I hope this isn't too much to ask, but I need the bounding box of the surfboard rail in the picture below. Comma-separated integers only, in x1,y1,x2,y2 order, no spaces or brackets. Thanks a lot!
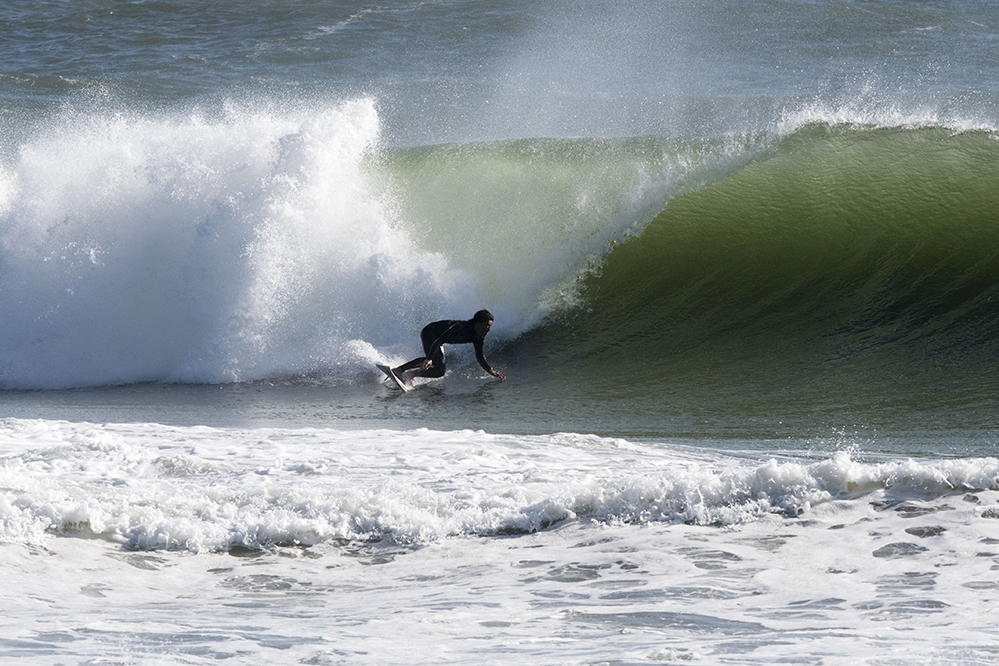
376,364,410,392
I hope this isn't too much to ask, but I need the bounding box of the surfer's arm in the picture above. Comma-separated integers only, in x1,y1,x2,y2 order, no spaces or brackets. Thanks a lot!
474,340,505,381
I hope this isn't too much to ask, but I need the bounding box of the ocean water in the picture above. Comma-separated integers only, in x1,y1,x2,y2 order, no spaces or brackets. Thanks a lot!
2,1,999,663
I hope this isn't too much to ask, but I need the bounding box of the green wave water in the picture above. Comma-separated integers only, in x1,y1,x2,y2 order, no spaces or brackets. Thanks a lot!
510,124,999,433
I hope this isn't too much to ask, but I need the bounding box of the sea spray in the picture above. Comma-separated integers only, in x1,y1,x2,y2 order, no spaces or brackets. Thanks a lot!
0,100,472,388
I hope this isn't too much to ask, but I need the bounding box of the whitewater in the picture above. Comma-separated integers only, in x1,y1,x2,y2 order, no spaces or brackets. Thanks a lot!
3,0,999,664
5,418,999,664
0,98,681,388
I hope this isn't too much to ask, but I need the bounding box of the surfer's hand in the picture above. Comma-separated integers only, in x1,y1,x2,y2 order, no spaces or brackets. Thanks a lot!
491,370,506,381
419,359,433,371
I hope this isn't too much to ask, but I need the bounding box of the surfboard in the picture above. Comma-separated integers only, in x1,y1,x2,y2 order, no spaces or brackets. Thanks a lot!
376,364,410,392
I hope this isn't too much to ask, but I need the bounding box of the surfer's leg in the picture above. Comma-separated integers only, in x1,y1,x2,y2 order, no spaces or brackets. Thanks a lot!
395,357,427,373
394,325,446,379
419,347,446,378
407,326,447,378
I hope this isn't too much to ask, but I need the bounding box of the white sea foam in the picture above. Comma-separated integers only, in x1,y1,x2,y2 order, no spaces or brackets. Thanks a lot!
777,92,999,135
2,418,997,552
3,419,999,664
0,100,474,388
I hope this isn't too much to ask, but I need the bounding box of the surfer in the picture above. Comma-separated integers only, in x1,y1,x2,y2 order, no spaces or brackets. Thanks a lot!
392,309,506,383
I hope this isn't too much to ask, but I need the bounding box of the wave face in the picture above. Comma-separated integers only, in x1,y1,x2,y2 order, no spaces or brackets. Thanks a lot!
2,100,999,402
0,100,742,389
526,124,999,414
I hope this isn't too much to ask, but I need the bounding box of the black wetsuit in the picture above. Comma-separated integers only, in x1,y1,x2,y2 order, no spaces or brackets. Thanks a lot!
396,319,493,379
